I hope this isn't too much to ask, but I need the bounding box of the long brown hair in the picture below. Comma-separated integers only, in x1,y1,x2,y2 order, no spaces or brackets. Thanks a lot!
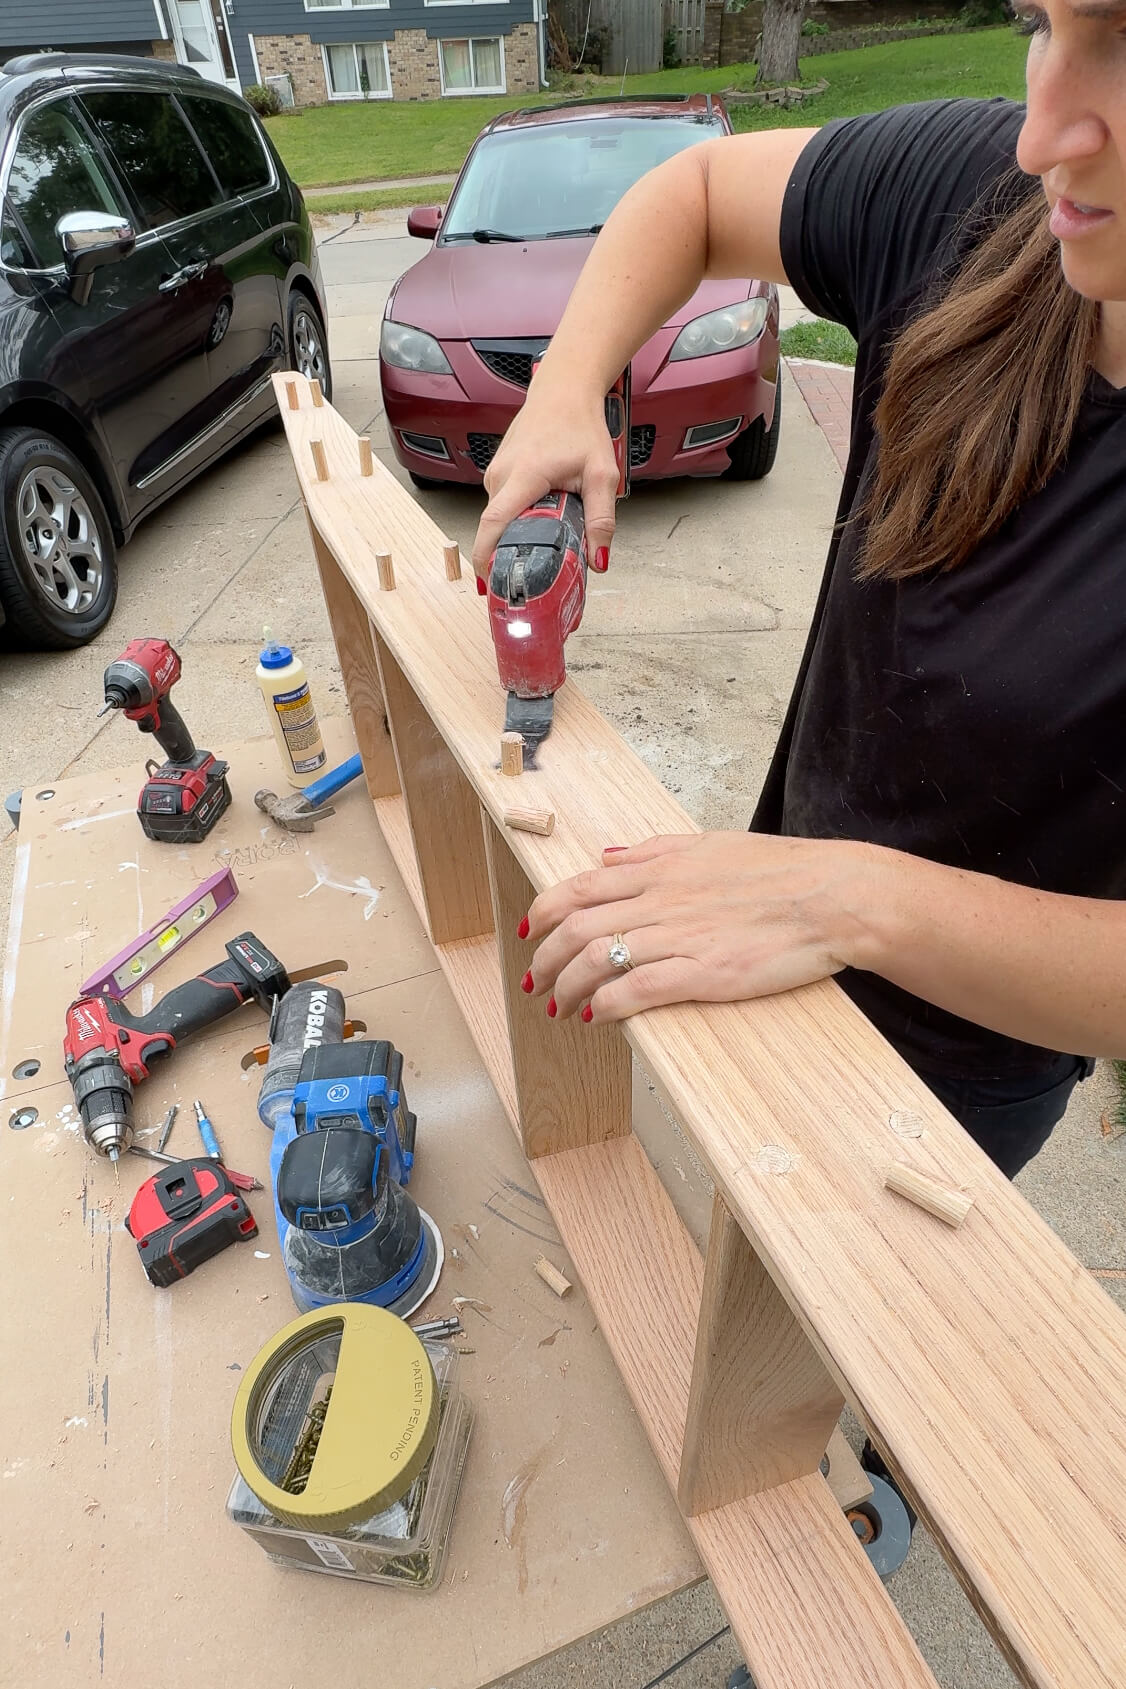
859,179,1099,581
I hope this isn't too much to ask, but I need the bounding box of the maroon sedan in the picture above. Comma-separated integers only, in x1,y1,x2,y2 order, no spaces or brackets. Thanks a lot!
380,95,781,490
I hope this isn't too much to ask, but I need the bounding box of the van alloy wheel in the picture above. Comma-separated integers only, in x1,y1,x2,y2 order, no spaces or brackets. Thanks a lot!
17,465,105,615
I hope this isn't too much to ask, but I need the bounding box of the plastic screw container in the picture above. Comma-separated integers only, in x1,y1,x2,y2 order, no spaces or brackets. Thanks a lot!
227,1340,472,1589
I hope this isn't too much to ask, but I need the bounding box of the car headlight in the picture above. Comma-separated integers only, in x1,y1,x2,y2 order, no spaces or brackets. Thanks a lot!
380,320,452,375
668,298,770,361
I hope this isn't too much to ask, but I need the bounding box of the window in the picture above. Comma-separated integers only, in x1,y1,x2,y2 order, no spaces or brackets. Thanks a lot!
306,0,387,9
81,91,222,231
182,95,272,197
439,37,504,94
324,42,391,99
1,99,123,268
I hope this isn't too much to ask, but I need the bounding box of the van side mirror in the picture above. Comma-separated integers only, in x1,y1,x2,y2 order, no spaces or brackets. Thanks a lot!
407,206,442,241
56,210,136,305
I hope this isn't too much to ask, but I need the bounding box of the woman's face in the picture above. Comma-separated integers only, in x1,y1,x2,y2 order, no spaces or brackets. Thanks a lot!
1016,0,1126,299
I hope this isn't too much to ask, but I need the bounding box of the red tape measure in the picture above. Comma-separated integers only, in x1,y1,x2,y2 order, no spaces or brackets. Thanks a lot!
126,1159,257,1287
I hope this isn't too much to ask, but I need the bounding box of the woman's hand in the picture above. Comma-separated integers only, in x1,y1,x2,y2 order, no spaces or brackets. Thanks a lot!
518,832,882,1023
471,368,620,580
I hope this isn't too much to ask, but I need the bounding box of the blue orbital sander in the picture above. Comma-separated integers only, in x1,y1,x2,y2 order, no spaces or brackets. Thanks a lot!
258,983,443,1316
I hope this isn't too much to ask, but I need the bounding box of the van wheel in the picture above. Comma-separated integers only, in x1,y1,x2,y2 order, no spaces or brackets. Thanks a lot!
0,429,117,650
723,379,782,481
289,295,332,402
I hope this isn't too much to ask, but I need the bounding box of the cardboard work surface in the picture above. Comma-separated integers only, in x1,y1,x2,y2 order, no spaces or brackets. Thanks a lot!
0,721,704,1689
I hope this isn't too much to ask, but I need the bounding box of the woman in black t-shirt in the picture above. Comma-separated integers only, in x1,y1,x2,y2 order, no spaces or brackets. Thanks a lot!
471,0,1126,1179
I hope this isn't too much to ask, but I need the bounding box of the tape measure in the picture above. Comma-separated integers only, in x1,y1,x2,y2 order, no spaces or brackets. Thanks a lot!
230,1304,440,1531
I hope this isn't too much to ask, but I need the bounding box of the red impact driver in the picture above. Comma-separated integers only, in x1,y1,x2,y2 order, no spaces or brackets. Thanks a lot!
99,637,231,842
485,368,630,757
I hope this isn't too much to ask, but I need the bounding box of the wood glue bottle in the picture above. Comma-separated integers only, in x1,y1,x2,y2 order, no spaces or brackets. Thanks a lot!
256,632,327,788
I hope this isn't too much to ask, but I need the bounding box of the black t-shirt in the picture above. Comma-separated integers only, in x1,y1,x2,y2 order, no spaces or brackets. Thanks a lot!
756,97,1126,1081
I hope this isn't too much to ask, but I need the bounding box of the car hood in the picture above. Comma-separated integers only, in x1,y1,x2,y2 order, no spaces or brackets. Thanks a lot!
388,236,752,340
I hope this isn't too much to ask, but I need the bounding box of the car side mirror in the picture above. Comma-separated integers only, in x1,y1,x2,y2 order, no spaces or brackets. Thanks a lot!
57,210,136,305
407,206,442,241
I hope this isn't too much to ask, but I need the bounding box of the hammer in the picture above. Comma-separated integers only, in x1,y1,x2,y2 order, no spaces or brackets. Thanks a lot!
254,753,364,834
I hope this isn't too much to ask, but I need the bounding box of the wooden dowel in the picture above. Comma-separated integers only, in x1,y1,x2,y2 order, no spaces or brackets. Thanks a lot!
535,1256,572,1298
285,379,299,411
500,732,524,777
503,807,555,836
375,552,395,592
358,436,373,476
310,439,328,482
884,1164,974,1229
443,542,462,582
309,378,324,407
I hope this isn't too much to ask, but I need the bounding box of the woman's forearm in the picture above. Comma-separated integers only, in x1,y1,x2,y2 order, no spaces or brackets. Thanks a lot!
853,845,1126,1058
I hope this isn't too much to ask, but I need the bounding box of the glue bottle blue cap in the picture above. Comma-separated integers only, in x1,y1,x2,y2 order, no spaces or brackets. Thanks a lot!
259,641,293,670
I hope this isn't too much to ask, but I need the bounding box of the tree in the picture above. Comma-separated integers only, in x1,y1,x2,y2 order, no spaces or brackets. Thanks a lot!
755,0,808,86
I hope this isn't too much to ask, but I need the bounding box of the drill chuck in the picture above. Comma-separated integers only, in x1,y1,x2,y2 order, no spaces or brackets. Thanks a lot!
69,1051,134,1158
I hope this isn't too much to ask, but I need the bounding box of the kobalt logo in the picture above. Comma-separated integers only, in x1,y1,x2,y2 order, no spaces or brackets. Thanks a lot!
303,989,330,1048
326,1083,350,1103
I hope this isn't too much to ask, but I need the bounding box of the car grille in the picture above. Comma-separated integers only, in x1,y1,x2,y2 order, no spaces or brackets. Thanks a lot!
471,338,550,389
477,349,536,387
467,433,503,473
467,426,656,477
629,425,655,468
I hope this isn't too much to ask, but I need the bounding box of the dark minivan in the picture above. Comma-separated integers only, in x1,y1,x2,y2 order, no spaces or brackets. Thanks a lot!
0,53,330,648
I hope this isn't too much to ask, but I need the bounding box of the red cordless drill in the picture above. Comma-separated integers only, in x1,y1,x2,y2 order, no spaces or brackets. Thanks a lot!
100,637,231,842
486,369,630,755
64,932,290,1163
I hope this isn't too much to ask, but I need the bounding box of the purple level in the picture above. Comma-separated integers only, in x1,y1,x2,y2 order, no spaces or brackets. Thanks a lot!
79,867,240,1000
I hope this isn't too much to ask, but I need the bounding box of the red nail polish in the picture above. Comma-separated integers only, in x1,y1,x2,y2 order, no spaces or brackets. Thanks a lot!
581,1005,593,1023
593,546,610,573
520,970,534,994
604,846,627,854
546,996,557,1019
517,916,530,939
475,574,487,597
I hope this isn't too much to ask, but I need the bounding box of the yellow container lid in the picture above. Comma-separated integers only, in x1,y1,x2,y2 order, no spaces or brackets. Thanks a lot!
231,1304,440,1531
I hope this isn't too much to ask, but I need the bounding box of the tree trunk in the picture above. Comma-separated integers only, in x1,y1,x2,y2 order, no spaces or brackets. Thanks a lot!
756,0,807,85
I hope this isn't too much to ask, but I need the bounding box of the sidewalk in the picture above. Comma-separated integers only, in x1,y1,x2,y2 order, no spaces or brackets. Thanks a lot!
785,358,854,472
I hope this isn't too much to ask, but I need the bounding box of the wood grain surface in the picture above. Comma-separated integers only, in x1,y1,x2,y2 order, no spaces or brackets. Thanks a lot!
278,375,1126,1689
678,1194,844,1515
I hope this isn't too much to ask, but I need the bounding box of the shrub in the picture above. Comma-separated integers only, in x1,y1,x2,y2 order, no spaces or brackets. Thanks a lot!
663,27,683,67
243,83,282,118
801,18,831,35
960,0,1010,24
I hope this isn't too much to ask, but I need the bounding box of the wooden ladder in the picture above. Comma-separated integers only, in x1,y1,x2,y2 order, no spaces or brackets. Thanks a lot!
277,374,1126,1689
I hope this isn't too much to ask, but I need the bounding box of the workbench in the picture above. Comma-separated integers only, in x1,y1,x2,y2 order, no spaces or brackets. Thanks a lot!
0,720,721,1688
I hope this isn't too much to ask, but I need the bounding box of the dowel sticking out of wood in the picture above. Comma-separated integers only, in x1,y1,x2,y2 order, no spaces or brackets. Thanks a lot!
443,541,462,581
309,377,324,407
500,732,524,776
504,807,555,836
375,552,395,592
884,1164,974,1229
535,1256,572,1298
285,379,299,411
310,439,329,483
358,436,373,476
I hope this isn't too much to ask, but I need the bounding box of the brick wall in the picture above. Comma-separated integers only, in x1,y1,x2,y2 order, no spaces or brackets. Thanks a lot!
254,24,537,104
702,0,964,67
504,22,540,91
387,28,441,99
253,33,328,105
150,38,176,60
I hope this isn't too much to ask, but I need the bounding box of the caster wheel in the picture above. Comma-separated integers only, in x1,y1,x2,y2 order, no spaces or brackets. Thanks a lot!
847,1472,914,1578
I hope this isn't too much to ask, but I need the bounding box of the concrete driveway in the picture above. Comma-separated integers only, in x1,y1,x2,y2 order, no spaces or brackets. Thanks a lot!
2,213,1122,1689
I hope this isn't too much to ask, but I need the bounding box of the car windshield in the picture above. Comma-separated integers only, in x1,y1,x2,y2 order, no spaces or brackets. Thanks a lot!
440,114,726,244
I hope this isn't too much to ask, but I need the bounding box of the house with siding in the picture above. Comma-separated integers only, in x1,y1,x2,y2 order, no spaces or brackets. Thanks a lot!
0,0,544,103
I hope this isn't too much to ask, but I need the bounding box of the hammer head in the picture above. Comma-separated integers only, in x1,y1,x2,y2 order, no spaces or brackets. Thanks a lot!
253,788,336,834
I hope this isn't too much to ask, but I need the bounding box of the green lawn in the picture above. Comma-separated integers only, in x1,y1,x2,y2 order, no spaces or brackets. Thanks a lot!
779,320,858,365
267,28,1030,189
